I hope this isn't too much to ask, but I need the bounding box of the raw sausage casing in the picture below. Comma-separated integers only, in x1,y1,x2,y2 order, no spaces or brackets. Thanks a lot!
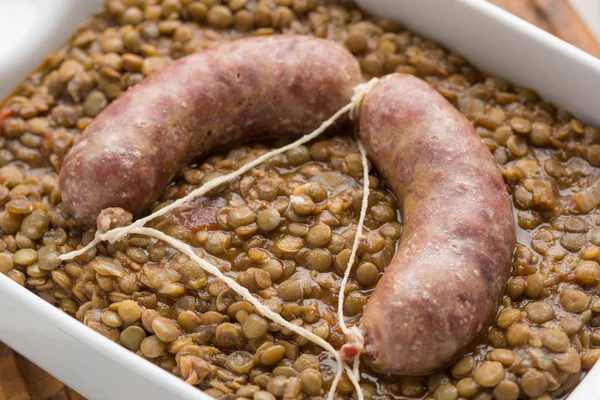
59,35,361,226
358,74,516,375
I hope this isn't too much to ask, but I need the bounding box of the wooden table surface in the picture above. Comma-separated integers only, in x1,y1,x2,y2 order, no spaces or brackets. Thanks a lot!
1,1,599,399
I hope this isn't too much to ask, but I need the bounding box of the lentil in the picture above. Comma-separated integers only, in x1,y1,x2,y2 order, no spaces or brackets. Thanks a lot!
356,261,379,286
473,361,504,387
118,300,141,323
540,327,570,352
140,335,165,358
561,288,591,313
120,326,146,350
227,351,255,374
525,301,555,324
151,317,179,342
257,208,280,232
242,314,269,339
306,223,331,247
207,5,233,29
492,380,519,400
451,356,475,378
521,369,547,397
0,253,14,274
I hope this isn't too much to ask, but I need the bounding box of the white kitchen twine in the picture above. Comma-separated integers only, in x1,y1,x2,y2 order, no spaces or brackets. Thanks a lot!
60,78,380,399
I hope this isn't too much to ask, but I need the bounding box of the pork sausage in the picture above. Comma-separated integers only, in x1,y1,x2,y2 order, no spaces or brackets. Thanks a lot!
59,35,361,226
357,74,515,375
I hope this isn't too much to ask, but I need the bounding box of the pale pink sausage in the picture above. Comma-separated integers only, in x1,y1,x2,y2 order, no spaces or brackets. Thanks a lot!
357,74,515,374
59,35,361,227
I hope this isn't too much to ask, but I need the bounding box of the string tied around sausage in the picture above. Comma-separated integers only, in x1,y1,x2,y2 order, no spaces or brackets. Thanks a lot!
350,78,380,121
59,78,380,399
335,77,379,375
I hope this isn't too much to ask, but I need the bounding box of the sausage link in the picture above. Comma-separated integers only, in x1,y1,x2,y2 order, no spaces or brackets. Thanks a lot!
358,74,515,375
59,35,361,226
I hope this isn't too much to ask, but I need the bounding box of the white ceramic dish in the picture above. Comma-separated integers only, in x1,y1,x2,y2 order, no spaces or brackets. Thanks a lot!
1,0,600,399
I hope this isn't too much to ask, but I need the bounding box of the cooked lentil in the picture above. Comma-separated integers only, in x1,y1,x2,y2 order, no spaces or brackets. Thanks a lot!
1,0,600,398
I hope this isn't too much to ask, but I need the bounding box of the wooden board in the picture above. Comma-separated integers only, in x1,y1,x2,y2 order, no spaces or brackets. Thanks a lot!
1,1,599,399
490,0,600,57
0,344,84,400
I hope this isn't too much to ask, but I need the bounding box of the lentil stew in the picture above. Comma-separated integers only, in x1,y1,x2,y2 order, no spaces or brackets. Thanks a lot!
1,1,600,399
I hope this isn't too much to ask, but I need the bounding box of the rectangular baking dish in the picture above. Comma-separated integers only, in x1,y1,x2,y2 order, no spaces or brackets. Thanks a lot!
1,0,600,399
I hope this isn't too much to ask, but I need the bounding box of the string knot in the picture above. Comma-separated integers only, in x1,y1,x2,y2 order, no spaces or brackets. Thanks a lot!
340,326,365,361
349,78,380,120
